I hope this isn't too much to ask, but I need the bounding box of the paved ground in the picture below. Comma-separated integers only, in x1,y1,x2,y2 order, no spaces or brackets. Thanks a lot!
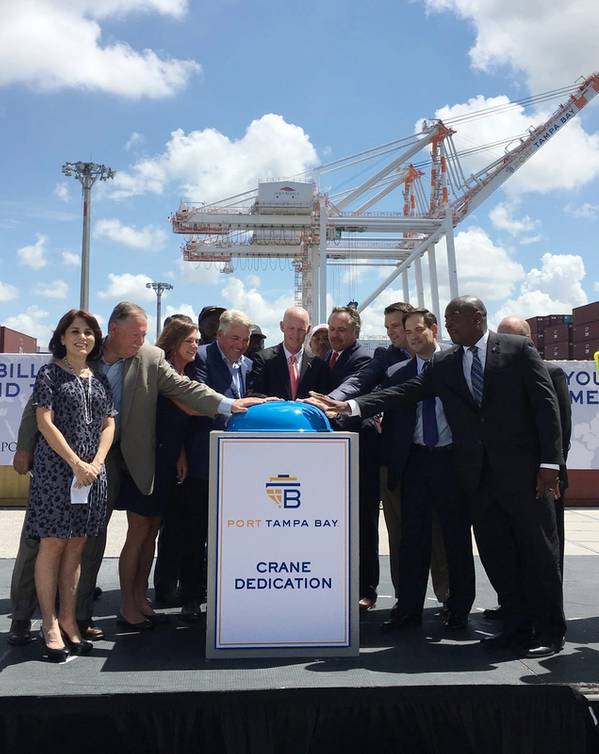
0,508,597,697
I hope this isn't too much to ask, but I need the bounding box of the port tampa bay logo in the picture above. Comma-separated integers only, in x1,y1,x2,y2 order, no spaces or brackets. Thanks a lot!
265,474,301,509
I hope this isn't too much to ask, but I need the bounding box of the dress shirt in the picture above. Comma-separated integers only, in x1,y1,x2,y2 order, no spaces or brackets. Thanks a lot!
412,351,452,447
217,344,245,398
283,345,304,374
99,357,124,437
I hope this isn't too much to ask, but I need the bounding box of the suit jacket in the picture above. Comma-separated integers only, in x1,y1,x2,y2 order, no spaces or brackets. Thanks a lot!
378,357,419,489
356,332,563,494
17,343,224,496
545,361,571,491
328,344,409,400
327,341,372,393
327,341,372,432
185,342,252,479
247,343,329,400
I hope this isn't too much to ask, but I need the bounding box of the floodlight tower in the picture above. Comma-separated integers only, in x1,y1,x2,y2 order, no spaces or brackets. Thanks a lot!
62,161,115,310
146,281,173,339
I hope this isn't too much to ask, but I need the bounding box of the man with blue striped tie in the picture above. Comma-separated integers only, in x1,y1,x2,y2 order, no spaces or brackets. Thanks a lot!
307,295,565,658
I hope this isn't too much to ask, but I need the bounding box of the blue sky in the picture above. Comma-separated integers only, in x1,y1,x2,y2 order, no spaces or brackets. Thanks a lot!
0,0,598,346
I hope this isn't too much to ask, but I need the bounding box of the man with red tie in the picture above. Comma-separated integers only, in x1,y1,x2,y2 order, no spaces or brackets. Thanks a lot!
247,306,329,400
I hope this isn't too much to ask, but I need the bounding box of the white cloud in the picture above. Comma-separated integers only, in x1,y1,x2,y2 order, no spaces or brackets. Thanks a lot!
424,0,598,94
94,218,168,249
32,279,68,299
437,227,525,301
175,257,221,285
220,277,295,342
98,272,156,302
0,1,200,99
62,250,81,267
0,281,18,302
489,202,540,236
54,182,70,202
564,202,599,220
492,252,588,323
17,234,47,269
426,95,599,197
5,305,52,342
109,114,319,201
164,303,196,320
124,131,145,152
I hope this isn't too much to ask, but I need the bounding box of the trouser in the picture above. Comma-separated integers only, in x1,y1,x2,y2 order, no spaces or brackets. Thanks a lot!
469,467,566,642
358,423,381,599
10,445,122,623
380,465,449,604
396,445,475,617
154,477,209,602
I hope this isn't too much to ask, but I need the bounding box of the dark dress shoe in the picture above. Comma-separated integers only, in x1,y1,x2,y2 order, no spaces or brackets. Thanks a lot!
60,627,93,656
77,620,104,640
116,614,153,631
154,590,182,608
442,612,468,630
381,612,422,632
526,638,565,658
483,606,504,620
144,612,169,625
40,629,69,663
359,596,377,611
480,630,529,651
8,619,33,646
181,599,203,623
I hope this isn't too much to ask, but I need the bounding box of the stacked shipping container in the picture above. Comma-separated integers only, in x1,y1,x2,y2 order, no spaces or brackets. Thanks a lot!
572,301,599,360
525,302,599,360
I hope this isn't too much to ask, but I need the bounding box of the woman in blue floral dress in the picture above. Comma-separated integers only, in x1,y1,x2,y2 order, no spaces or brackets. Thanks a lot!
24,309,115,662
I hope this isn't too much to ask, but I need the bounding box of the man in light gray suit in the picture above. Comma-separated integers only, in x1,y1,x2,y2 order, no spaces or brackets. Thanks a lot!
9,301,261,644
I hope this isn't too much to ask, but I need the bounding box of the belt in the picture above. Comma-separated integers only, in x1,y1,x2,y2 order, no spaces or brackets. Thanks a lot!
411,443,454,454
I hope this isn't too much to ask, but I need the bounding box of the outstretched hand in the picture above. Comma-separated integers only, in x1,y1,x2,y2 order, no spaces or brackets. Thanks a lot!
303,392,351,418
231,396,266,413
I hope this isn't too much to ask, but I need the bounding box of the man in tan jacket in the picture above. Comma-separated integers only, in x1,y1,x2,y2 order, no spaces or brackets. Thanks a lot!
9,301,261,644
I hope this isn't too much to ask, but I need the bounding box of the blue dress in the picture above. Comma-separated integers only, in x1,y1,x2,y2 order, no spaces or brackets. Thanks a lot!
24,363,115,539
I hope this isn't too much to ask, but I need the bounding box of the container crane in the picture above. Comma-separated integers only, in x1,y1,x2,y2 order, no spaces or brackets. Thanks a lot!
171,72,599,328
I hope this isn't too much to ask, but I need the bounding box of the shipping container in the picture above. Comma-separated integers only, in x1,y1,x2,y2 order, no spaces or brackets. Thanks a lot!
545,324,572,342
548,314,569,324
0,326,37,353
526,316,550,334
573,301,599,326
544,342,572,360
572,320,599,343
572,339,599,360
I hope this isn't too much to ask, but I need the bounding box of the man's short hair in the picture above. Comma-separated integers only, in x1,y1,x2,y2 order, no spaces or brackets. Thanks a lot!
384,302,414,316
108,302,147,328
330,305,361,336
218,309,252,334
403,308,437,329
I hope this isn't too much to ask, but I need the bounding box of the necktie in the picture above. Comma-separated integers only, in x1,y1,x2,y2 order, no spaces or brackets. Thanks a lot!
469,345,484,405
288,354,299,400
421,361,438,447
329,351,339,370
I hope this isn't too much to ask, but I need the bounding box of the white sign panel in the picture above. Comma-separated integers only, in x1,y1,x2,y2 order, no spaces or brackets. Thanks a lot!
0,354,49,464
563,361,599,469
207,432,358,658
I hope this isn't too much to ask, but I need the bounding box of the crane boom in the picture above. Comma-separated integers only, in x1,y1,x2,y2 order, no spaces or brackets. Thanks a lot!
450,72,599,225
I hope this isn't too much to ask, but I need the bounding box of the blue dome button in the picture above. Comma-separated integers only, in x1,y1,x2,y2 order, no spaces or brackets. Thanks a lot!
227,401,332,433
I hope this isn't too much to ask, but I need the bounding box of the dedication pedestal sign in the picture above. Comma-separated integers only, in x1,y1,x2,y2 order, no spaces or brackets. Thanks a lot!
206,403,359,658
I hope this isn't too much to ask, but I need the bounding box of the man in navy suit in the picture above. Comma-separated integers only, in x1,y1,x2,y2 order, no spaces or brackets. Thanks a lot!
247,306,329,399
154,309,253,621
310,296,565,658
326,306,379,609
380,308,474,630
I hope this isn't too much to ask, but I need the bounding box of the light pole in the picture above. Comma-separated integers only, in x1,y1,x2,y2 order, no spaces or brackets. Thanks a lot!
146,282,173,339
62,161,115,310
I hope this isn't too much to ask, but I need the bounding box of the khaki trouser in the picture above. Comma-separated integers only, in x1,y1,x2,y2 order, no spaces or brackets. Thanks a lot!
11,446,123,623
380,465,449,604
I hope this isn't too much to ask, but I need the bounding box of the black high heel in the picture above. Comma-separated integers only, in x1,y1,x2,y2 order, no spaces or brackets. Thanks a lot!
59,626,93,656
40,628,69,663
